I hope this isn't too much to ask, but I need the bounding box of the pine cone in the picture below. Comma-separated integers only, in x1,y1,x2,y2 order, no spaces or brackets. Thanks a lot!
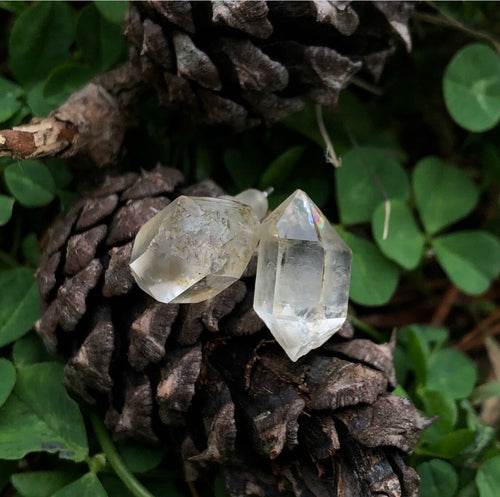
123,0,413,129
35,166,429,497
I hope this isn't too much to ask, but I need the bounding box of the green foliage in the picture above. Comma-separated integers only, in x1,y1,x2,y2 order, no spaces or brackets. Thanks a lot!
11,471,77,497
396,324,498,495
417,459,459,497
0,359,16,407
372,200,425,269
412,156,479,235
0,268,40,348
476,456,500,497
0,195,15,226
8,2,74,87
0,0,128,229
5,160,56,207
0,2,499,497
443,43,500,132
341,231,399,305
51,473,108,497
0,77,23,122
0,362,88,461
433,231,500,295
76,4,127,72
335,147,410,225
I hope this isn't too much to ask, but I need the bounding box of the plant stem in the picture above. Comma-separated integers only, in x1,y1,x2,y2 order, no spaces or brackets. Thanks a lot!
413,4,500,54
90,411,156,497
349,316,386,342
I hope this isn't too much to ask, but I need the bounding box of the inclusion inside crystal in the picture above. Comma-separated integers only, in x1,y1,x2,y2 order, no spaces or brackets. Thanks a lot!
130,195,260,304
254,190,352,361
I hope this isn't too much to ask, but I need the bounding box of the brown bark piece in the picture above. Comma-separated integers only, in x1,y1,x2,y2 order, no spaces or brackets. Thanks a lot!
112,371,158,443
34,300,59,354
374,1,413,51
102,242,135,297
53,83,126,166
36,251,61,301
310,0,359,35
198,89,251,131
0,118,76,161
192,363,237,462
390,452,420,497
160,72,199,110
212,0,273,39
172,31,221,91
150,0,195,33
300,415,340,460
64,225,107,275
347,445,402,497
106,196,170,245
57,259,103,331
233,351,307,460
281,462,336,497
76,194,119,231
363,46,396,81
221,39,289,92
306,356,388,410
224,467,281,497
63,318,115,404
142,19,174,70
128,302,179,371
181,178,225,198
242,386,305,459
336,394,433,454
82,172,138,198
201,280,247,332
227,291,265,336
123,4,144,47
177,281,247,345
337,319,355,339
157,344,203,425
304,45,362,100
326,337,397,388
45,200,84,255
121,164,184,200
242,91,305,123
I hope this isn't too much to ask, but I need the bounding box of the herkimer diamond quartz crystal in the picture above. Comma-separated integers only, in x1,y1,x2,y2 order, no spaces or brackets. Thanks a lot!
254,190,352,362
130,195,260,304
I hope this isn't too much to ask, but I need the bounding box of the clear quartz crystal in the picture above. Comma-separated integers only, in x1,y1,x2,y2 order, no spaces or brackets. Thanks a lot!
130,195,260,304
254,190,352,362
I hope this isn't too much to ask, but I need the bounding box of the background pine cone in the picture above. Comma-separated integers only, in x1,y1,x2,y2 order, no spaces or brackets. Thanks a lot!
123,1,413,129
36,166,430,497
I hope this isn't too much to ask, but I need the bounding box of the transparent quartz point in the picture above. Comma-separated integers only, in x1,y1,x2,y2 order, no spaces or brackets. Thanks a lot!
254,190,352,362
130,194,260,304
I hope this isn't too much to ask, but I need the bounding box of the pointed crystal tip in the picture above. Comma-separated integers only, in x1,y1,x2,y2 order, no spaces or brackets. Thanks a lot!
254,190,352,361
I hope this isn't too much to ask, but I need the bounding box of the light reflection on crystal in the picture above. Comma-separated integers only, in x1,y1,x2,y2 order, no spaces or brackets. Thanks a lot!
254,190,352,361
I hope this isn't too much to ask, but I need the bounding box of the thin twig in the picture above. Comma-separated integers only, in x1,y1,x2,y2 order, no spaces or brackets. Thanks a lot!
430,285,461,327
413,5,500,54
315,104,342,168
187,481,200,497
455,307,500,353
351,76,384,96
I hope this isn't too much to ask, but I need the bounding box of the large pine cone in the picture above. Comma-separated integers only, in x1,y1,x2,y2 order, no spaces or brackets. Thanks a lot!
123,1,413,129
35,166,429,497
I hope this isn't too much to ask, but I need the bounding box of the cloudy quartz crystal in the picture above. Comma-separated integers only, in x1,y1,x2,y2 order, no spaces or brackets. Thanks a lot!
130,195,261,304
254,190,352,361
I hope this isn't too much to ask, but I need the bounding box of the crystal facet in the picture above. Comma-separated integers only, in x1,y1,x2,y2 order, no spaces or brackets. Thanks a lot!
254,190,352,361
130,196,259,304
